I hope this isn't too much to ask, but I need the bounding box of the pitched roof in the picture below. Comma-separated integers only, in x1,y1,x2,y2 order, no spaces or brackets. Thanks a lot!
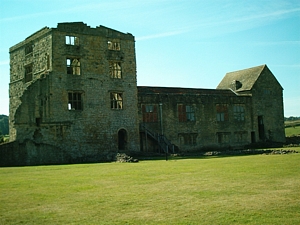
216,64,266,92
137,86,237,96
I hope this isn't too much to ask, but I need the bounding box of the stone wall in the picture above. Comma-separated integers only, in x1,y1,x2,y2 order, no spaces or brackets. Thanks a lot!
138,87,253,152
8,23,140,165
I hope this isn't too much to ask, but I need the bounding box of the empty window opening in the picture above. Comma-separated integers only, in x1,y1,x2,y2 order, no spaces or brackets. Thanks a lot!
233,104,245,121
25,44,33,55
216,104,228,122
178,104,195,122
109,62,122,78
142,104,158,122
108,40,120,50
65,36,79,45
179,133,197,146
68,92,83,110
217,132,231,143
111,92,123,109
25,64,33,82
67,58,80,75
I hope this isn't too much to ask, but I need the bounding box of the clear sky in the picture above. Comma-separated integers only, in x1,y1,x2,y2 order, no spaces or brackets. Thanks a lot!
0,0,299,116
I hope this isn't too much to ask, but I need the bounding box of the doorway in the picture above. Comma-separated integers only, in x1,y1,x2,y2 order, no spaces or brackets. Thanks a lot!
258,116,265,140
118,129,127,150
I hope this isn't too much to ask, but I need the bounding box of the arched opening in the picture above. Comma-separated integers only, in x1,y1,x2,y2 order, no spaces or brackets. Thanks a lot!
118,129,127,150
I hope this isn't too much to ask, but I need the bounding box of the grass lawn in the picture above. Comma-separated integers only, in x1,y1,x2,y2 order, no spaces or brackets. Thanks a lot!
285,125,300,137
1,154,300,225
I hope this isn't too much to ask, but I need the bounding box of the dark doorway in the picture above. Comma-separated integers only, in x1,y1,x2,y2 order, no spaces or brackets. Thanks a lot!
258,116,265,140
118,129,127,150
251,131,256,143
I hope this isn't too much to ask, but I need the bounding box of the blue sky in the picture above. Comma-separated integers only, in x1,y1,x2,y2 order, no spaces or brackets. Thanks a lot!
0,0,299,116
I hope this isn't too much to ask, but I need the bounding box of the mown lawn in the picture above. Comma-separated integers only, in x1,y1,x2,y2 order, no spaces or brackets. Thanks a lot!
1,154,300,224
285,125,300,137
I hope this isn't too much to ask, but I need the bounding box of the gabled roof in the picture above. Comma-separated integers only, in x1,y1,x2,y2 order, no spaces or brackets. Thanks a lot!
138,86,237,96
216,64,266,92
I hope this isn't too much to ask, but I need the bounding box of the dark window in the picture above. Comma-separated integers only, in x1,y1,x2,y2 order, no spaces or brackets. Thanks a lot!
178,104,195,122
110,92,123,109
67,58,80,75
109,62,122,78
65,36,79,45
216,104,228,122
179,133,197,145
25,64,33,82
233,104,245,121
142,105,158,122
68,92,83,110
217,132,231,143
25,44,33,55
108,40,120,50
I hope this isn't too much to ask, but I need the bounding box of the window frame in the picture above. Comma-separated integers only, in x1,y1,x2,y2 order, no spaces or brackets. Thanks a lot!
233,104,245,121
178,104,195,122
142,104,158,123
109,61,122,79
24,64,33,83
216,104,229,122
65,35,79,46
110,92,123,110
66,57,81,75
68,92,83,111
108,40,120,51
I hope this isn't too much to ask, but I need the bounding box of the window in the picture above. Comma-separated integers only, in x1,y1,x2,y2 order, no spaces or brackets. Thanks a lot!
179,133,197,145
216,104,228,122
233,104,245,121
234,131,248,142
111,92,123,109
178,104,195,122
142,105,158,122
109,62,122,79
68,92,82,110
67,58,80,75
65,36,79,45
108,40,120,50
25,64,33,82
217,132,231,144
25,44,33,55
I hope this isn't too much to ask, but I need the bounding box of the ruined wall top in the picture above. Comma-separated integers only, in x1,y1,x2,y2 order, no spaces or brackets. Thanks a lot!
9,22,134,53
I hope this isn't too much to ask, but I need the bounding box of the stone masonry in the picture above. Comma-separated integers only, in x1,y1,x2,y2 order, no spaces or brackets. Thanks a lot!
1,22,285,166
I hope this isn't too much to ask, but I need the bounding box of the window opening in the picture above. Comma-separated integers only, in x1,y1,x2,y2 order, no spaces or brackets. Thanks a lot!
25,64,33,82
217,132,231,143
179,133,197,145
233,104,245,121
67,58,80,75
25,44,33,55
65,36,79,45
109,62,122,78
68,92,83,110
142,105,158,122
111,92,123,109
178,104,195,122
216,104,228,122
108,40,120,50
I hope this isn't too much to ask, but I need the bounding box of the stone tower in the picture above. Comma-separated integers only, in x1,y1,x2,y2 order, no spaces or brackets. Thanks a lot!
9,22,140,163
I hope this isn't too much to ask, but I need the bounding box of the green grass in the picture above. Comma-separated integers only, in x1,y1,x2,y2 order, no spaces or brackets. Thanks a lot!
1,154,300,224
285,125,300,137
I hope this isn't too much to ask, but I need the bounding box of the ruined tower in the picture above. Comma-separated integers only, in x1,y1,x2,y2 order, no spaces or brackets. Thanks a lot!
9,22,140,163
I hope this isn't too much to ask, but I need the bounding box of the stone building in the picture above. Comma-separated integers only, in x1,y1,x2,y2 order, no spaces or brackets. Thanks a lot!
1,22,285,166
139,65,285,153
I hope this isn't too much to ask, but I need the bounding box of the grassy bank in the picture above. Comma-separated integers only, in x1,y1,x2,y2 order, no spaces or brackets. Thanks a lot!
1,154,299,224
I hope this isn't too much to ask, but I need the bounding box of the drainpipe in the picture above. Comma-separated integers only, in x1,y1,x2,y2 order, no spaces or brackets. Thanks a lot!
159,103,163,135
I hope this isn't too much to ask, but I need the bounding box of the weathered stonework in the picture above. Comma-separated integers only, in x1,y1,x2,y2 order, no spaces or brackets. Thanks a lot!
1,22,285,166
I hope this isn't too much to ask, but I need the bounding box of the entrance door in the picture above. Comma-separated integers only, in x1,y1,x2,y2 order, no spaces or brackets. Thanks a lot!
258,116,265,140
118,129,127,150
